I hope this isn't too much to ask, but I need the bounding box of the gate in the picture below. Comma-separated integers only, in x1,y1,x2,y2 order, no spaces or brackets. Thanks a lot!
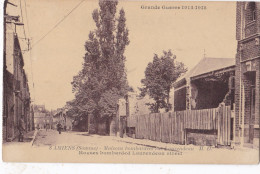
217,105,232,146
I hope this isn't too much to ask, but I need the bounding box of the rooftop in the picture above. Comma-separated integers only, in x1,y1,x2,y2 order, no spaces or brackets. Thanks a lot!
174,57,235,86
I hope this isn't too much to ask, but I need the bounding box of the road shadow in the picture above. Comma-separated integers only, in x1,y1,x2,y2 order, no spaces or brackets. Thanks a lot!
13,137,33,143
77,133,91,136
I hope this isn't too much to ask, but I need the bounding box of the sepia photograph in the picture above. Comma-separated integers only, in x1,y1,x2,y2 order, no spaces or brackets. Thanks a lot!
1,0,260,164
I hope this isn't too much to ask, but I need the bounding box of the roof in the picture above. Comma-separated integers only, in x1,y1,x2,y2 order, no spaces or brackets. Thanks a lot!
174,57,235,86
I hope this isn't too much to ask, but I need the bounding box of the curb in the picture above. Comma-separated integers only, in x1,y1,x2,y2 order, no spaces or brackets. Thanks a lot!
30,129,38,146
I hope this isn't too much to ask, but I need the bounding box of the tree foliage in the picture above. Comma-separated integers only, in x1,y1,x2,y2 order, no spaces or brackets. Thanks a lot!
71,0,129,121
139,50,187,113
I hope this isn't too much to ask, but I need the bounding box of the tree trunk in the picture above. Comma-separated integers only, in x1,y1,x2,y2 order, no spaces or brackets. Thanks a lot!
166,89,170,112
155,101,159,113
88,113,98,134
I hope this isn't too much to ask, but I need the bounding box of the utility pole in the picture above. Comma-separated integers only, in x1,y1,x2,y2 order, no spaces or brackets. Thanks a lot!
4,1,20,69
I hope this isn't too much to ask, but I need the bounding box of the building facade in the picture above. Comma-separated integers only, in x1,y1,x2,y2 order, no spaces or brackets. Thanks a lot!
33,105,53,129
53,109,73,131
235,2,260,148
3,15,32,142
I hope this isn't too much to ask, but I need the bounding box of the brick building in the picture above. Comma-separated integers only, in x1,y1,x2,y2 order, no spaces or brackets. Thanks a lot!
235,2,260,148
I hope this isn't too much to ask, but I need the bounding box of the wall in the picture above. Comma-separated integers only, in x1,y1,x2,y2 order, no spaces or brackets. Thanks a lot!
174,87,186,111
3,18,31,141
3,71,15,141
235,2,260,148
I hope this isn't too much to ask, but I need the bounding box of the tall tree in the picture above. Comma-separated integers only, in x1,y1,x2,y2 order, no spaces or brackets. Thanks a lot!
139,50,187,113
71,0,129,132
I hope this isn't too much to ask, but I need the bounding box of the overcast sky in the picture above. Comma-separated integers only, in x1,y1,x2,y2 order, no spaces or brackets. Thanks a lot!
5,0,237,110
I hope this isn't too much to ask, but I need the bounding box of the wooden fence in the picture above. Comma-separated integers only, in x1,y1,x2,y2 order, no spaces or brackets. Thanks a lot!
134,106,231,146
217,105,232,146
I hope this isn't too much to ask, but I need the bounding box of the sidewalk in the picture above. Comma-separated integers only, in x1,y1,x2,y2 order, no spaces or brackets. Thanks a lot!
111,136,197,152
3,129,38,147
111,135,258,153
2,130,38,162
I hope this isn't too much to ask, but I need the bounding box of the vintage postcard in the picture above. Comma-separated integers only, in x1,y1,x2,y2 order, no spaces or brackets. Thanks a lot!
2,0,260,164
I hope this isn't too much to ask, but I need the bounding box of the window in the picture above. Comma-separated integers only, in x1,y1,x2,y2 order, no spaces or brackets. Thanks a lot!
246,2,256,23
253,10,256,21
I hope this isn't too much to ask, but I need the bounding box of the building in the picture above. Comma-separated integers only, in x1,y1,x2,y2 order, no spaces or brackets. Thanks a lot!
53,108,73,131
113,92,153,137
3,14,32,142
172,57,236,145
171,1,260,148
235,2,260,148
34,105,53,129
173,57,235,111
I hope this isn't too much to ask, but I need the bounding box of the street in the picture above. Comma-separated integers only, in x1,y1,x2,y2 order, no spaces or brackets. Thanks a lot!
2,129,259,164
33,129,183,153
33,129,159,148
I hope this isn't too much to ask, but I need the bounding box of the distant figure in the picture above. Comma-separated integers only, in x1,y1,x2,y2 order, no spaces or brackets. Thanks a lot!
57,123,62,134
46,123,49,131
18,115,26,142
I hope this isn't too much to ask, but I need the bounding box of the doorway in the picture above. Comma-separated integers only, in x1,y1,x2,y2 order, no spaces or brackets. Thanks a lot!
247,71,256,144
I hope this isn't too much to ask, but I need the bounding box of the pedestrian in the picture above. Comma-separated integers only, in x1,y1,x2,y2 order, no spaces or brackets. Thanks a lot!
57,122,62,134
18,115,26,142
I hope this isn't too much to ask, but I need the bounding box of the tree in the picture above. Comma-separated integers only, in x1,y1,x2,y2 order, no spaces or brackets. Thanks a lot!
139,50,187,113
71,0,130,133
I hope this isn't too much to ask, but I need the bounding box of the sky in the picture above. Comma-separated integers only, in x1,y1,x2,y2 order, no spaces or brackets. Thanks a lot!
5,0,237,110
